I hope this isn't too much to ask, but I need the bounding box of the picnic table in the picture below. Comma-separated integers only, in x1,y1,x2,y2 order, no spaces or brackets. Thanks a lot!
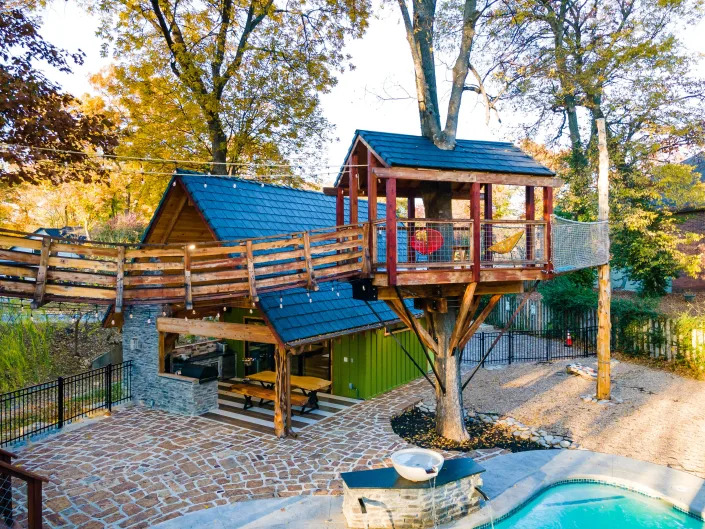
246,370,331,410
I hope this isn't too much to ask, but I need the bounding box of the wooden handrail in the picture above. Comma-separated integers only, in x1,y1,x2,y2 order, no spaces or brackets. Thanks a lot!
0,459,48,529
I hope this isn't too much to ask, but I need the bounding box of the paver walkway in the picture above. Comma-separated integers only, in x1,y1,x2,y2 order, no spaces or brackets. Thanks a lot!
12,375,501,529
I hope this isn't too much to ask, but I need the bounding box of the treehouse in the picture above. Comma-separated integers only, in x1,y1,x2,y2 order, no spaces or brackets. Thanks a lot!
330,130,608,301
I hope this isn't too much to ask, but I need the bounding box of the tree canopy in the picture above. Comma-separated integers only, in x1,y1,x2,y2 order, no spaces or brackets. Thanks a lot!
0,7,117,184
87,0,371,175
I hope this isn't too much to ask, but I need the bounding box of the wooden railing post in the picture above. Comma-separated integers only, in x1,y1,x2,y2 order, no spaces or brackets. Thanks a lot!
183,246,193,310
543,187,553,273
302,232,318,290
31,237,51,309
245,241,258,302
482,184,493,262
470,182,481,282
349,153,358,225
27,478,43,529
525,187,535,262
385,178,397,285
367,151,378,265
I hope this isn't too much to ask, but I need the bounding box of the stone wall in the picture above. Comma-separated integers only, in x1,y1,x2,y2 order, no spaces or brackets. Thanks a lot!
122,305,218,416
343,474,483,529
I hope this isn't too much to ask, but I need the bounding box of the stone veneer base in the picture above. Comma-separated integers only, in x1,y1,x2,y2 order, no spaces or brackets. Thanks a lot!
342,474,483,529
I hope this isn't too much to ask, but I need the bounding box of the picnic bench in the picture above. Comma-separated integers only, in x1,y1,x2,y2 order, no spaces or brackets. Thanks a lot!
228,383,311,414
246,371,332,411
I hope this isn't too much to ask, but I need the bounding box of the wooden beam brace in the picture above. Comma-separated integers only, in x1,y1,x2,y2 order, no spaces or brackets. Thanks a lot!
115,246,125,313
448,282,478,352
458,294,502,351
245,240,259,302
156,317,278,343
386,298,439,354
31,237,51,309
372,167,564,188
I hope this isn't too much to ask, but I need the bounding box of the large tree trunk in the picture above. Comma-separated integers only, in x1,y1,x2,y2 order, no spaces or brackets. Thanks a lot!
432,310,469,441
208,116,229,175
421,181,469,441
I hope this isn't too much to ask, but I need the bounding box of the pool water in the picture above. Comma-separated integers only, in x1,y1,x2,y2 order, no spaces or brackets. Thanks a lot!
492,482,705,528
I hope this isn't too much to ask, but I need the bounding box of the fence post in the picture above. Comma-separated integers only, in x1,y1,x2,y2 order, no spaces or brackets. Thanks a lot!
508,331,513,365
481,333,486,367
105,364,113,413
57,377,64,430
545,330,550,361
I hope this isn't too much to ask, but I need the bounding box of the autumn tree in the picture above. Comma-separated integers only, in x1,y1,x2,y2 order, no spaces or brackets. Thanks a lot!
0,7,117,184
87,0,370,175
483,0,705,293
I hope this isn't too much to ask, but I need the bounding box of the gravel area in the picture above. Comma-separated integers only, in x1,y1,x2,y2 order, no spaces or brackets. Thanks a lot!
453,358,705,478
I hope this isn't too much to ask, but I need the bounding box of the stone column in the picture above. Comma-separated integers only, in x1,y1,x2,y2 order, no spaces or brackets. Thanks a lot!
122,304,218,415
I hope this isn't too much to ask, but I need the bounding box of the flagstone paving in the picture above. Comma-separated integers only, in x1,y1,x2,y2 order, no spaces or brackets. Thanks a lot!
12,376,505,529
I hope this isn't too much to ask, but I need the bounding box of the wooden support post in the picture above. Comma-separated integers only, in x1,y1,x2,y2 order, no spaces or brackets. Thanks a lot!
274,344,289,438
407,195,416,264
367,150,378,265
448,282,478,352
543,187,553,273
31,237,51,309
596,117,612,400
158,331,166,373
115,246,125,313
183,246,193,310
386,178,398,285
286,350,292,434
361,224,371,275
470,183,481,282
349,154,358,225
525,187,535,262
245,240,258,302
482,184,493,261
302,232,319,290
336,187,344,227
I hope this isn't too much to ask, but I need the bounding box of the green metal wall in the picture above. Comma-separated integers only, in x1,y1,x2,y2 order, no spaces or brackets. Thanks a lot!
331,327,428,400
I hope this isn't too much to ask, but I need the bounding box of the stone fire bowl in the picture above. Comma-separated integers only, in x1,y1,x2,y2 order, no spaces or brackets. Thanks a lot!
391,448,444,482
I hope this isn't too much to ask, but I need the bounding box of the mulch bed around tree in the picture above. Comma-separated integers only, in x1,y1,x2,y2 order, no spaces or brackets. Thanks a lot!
391,407,548,453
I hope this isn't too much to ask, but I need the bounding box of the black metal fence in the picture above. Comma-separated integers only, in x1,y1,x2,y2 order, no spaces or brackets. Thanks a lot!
0,361,132,446
461,327,598,366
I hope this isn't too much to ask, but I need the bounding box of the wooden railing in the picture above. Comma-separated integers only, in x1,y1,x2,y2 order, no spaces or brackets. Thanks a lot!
0,448,48,529
0,224,367,309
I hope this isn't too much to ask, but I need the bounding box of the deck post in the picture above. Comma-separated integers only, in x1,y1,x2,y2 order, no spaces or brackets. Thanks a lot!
274,344,289,438
349,154,358,225
367,150,378,264
407,195,416,264
525,187,535,262
470,182,481,282
336,187,344,227
543,187,553,273
482,184,493,262
386,178,397,285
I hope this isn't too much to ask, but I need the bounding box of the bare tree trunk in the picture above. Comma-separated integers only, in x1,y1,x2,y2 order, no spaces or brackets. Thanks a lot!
208,117,229,175
432,311,469,440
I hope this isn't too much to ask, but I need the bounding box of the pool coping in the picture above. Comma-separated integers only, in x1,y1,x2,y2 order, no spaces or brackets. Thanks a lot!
151,449,705,528
453,449,705,528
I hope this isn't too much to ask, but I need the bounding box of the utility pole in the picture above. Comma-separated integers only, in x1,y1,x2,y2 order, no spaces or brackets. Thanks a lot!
596,118,611,400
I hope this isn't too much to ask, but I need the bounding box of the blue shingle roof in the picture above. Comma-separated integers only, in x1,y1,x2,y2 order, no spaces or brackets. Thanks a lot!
172,170,414,344
335,130,554,186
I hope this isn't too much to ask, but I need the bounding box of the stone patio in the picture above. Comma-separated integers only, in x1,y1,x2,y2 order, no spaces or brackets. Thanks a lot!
12,375,503,529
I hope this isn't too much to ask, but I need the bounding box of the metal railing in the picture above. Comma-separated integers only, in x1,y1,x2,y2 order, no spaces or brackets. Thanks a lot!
480,220,547,266
0,361,132,446
373,219,473,268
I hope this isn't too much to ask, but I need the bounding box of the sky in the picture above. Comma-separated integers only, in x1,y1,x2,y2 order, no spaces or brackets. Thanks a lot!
38,1,705,187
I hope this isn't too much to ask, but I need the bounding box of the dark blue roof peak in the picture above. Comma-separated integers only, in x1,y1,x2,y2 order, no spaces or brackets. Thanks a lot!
336,129,555,185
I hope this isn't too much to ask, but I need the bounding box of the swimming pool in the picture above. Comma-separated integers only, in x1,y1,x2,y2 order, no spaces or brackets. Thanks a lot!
491,482,705,528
